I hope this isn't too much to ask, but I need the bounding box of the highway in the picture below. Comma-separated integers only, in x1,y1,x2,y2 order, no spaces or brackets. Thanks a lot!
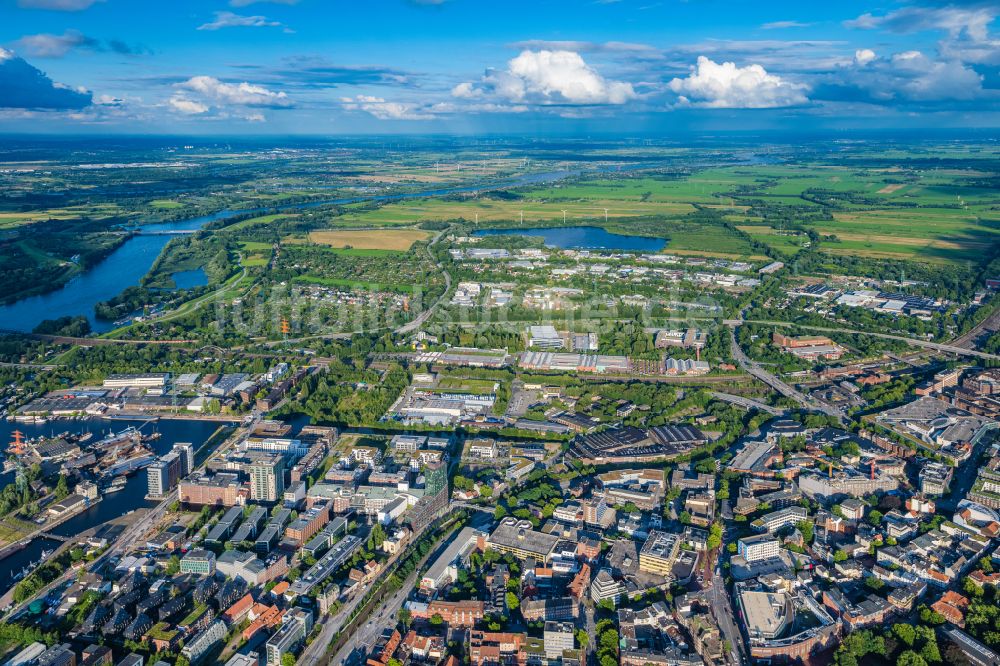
728,327,844,422
725,318,1000,362
709,391,787,416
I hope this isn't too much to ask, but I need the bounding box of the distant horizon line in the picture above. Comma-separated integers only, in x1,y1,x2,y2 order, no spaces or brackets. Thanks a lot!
0,128,997,141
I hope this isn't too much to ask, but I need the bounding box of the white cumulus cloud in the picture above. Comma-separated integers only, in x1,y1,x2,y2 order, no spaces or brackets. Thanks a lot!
453,49,636,106
340,95,435,120
846,6,994,41
668,56,809,108
845,5,1000,66
176,76,292,108
811,48,985,105
854,49,876,66
168,96,208,115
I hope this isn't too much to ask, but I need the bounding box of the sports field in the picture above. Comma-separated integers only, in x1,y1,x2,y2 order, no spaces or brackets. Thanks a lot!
307,229,432,251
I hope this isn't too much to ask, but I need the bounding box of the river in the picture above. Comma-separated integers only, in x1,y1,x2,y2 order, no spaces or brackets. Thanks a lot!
0,210,238,334
0,166,621,333
0,417,228,595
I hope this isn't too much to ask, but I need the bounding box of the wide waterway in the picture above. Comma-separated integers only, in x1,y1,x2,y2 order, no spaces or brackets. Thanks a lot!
0,168,588,333
0,211,237,334
472,225,666,251
0,417,228,595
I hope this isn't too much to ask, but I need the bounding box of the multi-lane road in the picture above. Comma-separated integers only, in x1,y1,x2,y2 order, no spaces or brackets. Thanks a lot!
728,327,844,422
709,391,787,416
726,318,1000,362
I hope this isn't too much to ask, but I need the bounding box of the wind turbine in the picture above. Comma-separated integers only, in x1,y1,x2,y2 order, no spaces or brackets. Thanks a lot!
603,208,609,223
519,211,524,224
561,210,568,224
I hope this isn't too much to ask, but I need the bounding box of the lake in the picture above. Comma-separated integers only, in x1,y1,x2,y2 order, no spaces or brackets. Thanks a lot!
472,226,666,251
0,166,662,334
171,268,208,290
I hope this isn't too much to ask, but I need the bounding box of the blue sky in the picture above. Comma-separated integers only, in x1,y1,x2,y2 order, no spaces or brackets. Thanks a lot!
0,0,997,133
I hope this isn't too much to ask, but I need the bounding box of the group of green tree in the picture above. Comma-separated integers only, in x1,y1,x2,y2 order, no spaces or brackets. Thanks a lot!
595,618,620,666
0,463,42,517
962,575,1000,650
286,359,409,426
599,319,657,358
832,619,965,666
32,315,91,337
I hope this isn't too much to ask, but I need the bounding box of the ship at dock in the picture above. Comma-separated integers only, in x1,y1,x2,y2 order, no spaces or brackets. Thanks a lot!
6,423,160,485
100,476,128,494
10,548,54,582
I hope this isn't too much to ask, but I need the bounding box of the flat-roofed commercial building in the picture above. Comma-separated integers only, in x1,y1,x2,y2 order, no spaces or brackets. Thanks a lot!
596,468,665,510
590,569,626,605
181,620,227,664
103,373,170,388
285,503,330,546
179,473,246,507
421,526,485,591
739,589,794,642
738,534,780,563
249,455,285,503
265,607,313,666
544,622,576,660
147,451,182,499
752,506,808,534
486,518,560,562
528,325,563,350
639,530,681,576
405,600,485,627
180,549,216,576
173,442,195,476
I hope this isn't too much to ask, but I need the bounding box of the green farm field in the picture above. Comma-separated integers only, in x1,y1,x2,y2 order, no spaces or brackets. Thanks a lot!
330,195,694,227
224,159,998,267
